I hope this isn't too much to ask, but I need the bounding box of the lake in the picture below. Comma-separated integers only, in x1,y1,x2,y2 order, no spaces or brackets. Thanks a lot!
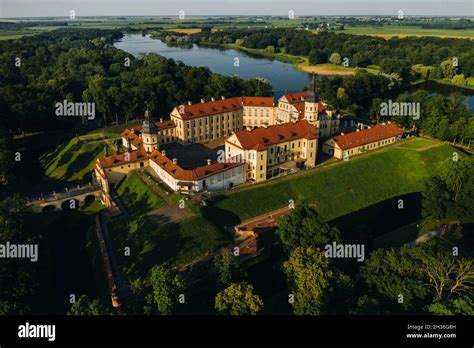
114,33,474,110
114,33,313,98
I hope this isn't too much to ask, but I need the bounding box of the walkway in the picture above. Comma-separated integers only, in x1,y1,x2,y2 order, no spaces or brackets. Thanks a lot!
409,224,450,246
233,205,293,240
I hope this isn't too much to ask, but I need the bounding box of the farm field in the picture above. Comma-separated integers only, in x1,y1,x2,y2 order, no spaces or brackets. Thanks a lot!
335,25,474,39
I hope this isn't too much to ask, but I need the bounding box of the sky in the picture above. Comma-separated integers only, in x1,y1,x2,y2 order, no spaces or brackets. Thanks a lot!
0,0,472,18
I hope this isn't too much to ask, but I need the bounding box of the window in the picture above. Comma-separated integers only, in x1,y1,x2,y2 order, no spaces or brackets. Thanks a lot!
260,165,263,170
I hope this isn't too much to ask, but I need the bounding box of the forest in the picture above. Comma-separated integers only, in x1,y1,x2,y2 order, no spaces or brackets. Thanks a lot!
0,29,272,134
192,28,474,83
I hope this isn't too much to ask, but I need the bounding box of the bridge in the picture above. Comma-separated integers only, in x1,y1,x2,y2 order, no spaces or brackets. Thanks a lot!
25,182,101,213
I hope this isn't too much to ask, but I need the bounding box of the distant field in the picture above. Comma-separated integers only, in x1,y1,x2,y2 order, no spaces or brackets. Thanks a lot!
298,62,356,76
335,25,474,39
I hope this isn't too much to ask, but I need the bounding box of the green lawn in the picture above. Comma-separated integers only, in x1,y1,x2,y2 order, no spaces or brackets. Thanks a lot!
40,136,104,184
116,171,165,215
206,142,460,226
398,138,437,149
109,212,229,277
111,171,230,273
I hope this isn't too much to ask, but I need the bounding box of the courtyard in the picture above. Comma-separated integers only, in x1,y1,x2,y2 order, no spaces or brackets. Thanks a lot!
160,138,225,169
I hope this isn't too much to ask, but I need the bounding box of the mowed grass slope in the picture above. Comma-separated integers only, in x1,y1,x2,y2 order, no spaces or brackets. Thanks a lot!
116,171,165,215
111,171,228,273
40,137,104,184
110,214,229,277
208,142,459,224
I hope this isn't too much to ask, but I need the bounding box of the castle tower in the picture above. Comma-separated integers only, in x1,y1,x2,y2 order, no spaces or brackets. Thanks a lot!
141,109,158,153
304,74,320,126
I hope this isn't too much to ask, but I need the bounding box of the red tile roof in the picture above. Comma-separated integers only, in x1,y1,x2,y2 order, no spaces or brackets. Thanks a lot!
229,120,317,151
282,92,305,104
122,129,143,148
97,147,149,169
242,96,275,107
174,97,243,120
124,120,176,133
333,123,402,150
149,150,243,181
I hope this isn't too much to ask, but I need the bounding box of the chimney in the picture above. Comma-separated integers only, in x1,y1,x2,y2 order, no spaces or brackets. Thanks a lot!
200,99,205,103
172,158,178,165
387,121,391,124
161,150,166,156
341,132,345,136
221,96,225,100
187,101,192,105
211,97,215,102
368,126,371,129
160,118,163,123
356,129,360,132
207,159,212,166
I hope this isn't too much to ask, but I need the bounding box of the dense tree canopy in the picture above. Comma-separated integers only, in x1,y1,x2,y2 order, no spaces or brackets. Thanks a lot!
422,157,474,224
277,204,341,253
148,264,185,315
214,282,263,315
193,28,474,80
282,247,333,315
0,29,273,134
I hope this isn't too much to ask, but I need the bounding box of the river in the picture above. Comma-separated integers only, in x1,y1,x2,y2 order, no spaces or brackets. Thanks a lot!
114,33,474,110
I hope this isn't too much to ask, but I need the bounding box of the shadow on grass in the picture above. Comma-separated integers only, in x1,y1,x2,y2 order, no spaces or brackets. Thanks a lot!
64,144,103,182
117,187,157,216
201,194,241,232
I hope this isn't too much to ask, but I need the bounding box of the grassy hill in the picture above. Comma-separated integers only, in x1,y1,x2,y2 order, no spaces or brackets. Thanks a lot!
39,136,104,184
116,171,165,215
205,141,462,227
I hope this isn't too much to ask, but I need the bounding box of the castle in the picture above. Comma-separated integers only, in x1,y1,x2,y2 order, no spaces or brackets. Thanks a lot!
95,78,341,202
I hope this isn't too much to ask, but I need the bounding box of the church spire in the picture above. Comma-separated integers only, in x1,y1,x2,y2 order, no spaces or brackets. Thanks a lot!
141,107,157,135
305,74,318,103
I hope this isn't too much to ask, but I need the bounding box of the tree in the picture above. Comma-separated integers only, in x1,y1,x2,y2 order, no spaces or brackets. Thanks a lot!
214,248,241,285
282,247,333,315
440,59,457,78
215,282,263,315
329,52,342,65
277,204,341,253
361,246,431,312
420,251,474,300
422,158,474,224
452,73,467,85
427,296,474,315
67,295,112,315
0,129,14,185
308,49,327,65
148,264,185,315
336,87,350,109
